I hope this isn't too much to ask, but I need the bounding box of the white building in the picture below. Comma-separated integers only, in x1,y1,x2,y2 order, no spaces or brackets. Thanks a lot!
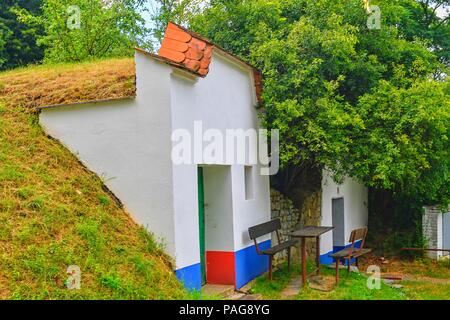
320,171,369,264
38,22,369,290
39,23,271,291
423,206,450,260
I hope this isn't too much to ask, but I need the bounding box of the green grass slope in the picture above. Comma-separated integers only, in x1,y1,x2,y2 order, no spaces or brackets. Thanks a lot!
0,59,188,299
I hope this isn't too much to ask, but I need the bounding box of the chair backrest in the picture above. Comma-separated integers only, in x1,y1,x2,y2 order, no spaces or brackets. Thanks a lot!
248,219,281,240
349,227,368,249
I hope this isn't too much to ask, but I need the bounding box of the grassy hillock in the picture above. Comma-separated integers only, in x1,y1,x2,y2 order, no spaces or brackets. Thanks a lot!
0,59,188,299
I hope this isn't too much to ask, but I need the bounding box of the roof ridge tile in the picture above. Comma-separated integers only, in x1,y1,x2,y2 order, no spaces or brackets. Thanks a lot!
157,22,263,104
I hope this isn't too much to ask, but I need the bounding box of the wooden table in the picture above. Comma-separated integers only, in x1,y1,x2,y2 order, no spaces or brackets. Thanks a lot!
291,226,334,286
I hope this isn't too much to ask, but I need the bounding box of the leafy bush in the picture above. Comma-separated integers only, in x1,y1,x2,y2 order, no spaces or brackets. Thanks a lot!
15,0,151,63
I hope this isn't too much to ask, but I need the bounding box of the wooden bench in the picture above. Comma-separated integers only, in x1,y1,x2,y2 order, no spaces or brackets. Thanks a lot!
248,219,298,280
329,227,371,284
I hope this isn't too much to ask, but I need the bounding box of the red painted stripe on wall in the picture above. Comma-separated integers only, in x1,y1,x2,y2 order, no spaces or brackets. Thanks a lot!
206,251,235,285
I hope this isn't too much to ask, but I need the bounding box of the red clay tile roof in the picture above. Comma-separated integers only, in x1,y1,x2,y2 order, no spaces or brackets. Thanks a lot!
158,22,263,103
159,23,213,76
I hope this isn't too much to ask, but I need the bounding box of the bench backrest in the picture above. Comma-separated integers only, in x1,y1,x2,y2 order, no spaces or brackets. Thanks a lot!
248,219,281,240
248,219,282,255
349,227,368,249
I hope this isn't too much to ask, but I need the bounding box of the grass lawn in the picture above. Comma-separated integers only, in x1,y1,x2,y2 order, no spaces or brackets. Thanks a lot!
0,60,189,299
249,258,450,300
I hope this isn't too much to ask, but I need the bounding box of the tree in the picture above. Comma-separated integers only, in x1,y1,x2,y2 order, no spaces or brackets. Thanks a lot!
398,0,449,71
150,0,204,43
16,0,151,63
348,79,449,201
0,0,44,70
182,0,449,205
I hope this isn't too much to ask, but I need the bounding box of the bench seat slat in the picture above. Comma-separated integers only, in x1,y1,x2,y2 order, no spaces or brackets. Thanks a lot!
329,248,372,259
261,239,298,255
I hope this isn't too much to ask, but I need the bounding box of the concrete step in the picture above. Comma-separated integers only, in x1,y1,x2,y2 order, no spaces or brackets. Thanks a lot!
202,284,235,298
281,276,302,298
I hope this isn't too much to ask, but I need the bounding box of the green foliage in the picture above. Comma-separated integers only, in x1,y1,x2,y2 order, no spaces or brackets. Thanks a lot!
398,0,450,69
97,194,110,205
349,80,449,203
27,197,46,211
368,188,428,254
183,0,449,205
16,0,151,63
151,0,205,42
0,0,44,71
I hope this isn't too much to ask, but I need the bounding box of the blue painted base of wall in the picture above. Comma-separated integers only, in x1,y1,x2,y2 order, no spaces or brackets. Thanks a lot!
319,251,335,265
176,240,272,291
175,263,202,291
234,240,271,289
319,240,363,266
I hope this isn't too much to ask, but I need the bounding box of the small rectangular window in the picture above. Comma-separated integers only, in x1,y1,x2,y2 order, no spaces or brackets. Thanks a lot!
245,166,254,200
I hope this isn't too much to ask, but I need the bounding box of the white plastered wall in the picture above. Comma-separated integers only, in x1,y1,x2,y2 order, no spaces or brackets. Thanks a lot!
231,164,271,251
170,51,271,270
39,52,177,256
321,170,368,254
39,49,272,271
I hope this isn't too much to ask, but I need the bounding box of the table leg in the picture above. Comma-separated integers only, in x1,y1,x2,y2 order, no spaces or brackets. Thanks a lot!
301,237,306,286
316,236,320,276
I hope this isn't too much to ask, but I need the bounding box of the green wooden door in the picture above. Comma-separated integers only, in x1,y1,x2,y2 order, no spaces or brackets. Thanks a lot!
197,167,206,285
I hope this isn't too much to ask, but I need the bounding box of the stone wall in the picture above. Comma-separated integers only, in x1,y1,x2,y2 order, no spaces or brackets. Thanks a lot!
270,189,322,266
